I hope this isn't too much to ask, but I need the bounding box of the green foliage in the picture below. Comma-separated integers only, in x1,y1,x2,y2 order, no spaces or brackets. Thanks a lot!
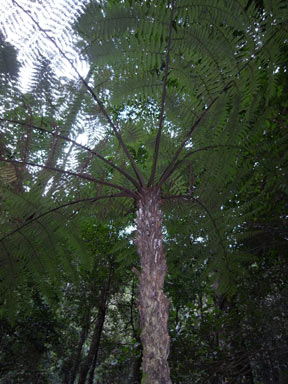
0,0,287,382
0,40,20,80
0,291,62,383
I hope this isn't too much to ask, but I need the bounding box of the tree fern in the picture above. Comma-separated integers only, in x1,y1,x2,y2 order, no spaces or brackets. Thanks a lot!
0,0,287,382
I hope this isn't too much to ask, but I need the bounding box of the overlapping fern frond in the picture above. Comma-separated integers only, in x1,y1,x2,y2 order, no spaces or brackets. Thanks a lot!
0,0,287,312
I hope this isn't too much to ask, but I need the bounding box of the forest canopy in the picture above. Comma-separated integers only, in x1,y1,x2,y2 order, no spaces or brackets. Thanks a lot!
0,0,287,383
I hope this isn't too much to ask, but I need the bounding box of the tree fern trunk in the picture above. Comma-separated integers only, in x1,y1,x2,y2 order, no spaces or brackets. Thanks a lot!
136,187,171,384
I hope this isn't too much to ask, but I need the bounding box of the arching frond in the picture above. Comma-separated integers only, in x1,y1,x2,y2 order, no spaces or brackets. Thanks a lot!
0,0,287,327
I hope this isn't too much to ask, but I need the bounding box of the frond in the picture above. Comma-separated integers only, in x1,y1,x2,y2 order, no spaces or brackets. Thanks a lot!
0,0,287,321
0,0,85,78
0,37,20,81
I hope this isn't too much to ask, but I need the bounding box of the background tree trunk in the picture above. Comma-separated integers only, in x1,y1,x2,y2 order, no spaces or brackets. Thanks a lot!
135,187,171,384
87,346,98,384
67,308,91,384
77,285,109,384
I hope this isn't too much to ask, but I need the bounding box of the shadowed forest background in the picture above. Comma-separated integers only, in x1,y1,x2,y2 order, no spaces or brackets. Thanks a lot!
0,0,288,383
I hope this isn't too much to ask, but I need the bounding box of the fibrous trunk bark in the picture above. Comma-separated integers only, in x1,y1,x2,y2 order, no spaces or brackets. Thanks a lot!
135,187,171,384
